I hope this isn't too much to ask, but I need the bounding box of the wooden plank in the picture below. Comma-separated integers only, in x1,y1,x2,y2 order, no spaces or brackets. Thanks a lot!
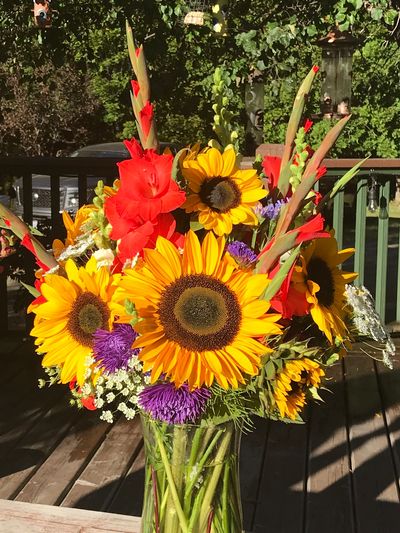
0,499,141,533
107,444,146,517
252,417,308,533
15,414,111,505
375,356,400,495
306,362,355,533
240,417,269,532
345,354,400,532
0,397,77,499
61,416,143,512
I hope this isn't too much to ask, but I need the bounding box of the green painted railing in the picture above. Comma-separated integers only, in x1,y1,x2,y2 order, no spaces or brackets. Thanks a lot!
325,159,400,327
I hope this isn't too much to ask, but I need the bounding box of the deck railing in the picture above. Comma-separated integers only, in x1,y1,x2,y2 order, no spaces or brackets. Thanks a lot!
0,156,123,336
324,159,400,327
1,156,400,335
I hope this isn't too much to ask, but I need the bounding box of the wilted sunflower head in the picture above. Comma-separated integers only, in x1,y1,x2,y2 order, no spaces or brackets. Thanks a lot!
273,358,325,420
113,230,282,389
181,146,267,236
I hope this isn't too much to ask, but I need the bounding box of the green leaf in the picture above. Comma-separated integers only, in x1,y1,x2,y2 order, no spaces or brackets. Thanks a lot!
309,386,324,401
317,157,369,213
265,360,276,380
261,246,300,301
20,281,40,298
190,220,204,232
371,7,383,21
171,147,190,181
325,353,340,366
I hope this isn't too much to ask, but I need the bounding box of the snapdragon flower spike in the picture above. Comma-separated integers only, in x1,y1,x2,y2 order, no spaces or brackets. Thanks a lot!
260,199,287,221
139,382,211,425
227,241,258,269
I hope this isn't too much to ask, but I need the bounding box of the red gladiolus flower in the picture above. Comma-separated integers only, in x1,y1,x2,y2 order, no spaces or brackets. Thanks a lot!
270,262,309,319
123,138,149,158
131,80,140,97
105,149,185,244
317,166,327,179
262,156,282,191
117,213,183,265
140,101,153,138
81,396,96,411
69,380,97,411
21,234,48,271
304,119,313,133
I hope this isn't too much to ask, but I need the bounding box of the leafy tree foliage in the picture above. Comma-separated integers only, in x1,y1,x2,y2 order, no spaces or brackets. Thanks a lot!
0,1,399,155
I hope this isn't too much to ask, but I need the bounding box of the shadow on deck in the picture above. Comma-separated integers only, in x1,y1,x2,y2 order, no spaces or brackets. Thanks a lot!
1,336,400,533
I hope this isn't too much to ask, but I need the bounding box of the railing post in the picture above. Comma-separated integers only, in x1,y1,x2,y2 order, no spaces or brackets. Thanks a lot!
375,179,390,320
332,187,344,250
22,172,33,226
0,269,8,335
354,178,367,287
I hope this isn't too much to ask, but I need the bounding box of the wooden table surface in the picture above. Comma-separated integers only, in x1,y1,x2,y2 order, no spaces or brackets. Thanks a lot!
1,335,400,533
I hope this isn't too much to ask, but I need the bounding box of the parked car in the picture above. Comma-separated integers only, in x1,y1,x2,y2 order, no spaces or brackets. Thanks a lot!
14,142,131,223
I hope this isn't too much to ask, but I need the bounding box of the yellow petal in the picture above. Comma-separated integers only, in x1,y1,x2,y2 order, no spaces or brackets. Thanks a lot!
183,230,203,274
221,148,236,176
201,231,222,276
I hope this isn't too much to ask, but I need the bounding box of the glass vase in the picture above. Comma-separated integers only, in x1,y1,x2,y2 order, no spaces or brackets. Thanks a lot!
140,414,243,533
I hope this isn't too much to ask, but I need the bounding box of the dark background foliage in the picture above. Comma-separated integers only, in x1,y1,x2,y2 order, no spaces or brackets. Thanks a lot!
0,1,400,156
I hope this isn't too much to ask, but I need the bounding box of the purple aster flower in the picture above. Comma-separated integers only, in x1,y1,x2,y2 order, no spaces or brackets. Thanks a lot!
260,199,287,220
93,324,139,374
139,382,211,424
227,241,257,269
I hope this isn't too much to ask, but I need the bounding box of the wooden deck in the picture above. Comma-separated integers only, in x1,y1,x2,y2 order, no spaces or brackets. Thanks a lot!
1,336,400,533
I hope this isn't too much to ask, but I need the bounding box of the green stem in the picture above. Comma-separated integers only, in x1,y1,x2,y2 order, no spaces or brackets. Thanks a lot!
198,425,233,531
154,429,189,533
187,483,207,533
165,426,187,532
251,227,258,249
222,461,230,533
184,429,224,510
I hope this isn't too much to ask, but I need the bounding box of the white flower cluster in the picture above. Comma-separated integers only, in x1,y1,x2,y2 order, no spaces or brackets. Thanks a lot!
346,284,395,369
92,248,115,268
92,355,149,423
58,233,95,261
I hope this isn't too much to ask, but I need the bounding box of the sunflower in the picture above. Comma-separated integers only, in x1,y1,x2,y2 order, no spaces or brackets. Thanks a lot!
30,256,119,385
181,146,267,236
274,358,325,420
291,235,357,343
113,230,282,389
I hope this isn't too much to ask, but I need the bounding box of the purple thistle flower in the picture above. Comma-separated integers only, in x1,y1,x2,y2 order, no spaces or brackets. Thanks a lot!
260,199,287,220
93,324,139,374
227,241,257,269
139,382,211,425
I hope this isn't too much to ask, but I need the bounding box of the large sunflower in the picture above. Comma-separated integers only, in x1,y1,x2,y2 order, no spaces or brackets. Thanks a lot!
113,230,282,389
30,256,119,385
291,235,357,343
274,358,325,420
181,147,267,236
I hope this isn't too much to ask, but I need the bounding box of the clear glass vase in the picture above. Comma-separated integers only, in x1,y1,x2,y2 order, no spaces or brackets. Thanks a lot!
140,414,243,533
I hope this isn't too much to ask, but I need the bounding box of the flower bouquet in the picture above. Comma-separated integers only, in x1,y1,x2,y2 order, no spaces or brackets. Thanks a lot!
0,23,394,533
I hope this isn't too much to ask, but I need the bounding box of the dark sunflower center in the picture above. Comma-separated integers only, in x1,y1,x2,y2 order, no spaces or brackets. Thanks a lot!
307,257,335,307
67,292,110,347
158,274,242,351
199,177,241,213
